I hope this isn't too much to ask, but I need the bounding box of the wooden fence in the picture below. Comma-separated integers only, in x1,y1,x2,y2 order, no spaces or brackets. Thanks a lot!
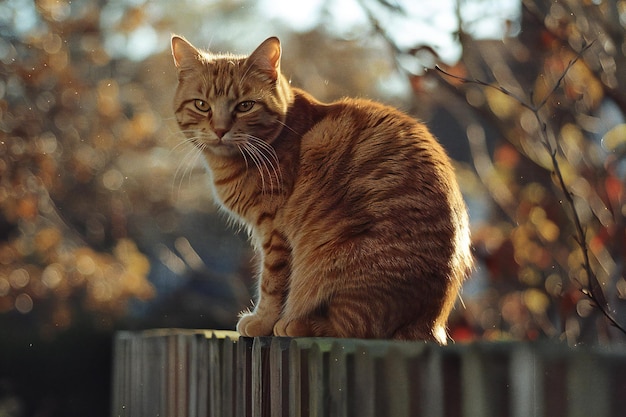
111,329,626,417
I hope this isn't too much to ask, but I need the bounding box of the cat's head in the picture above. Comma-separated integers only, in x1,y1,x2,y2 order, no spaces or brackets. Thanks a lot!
171,36,293,157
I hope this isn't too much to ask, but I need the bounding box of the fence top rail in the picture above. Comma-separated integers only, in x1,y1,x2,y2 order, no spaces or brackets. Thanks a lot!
114,328,626,356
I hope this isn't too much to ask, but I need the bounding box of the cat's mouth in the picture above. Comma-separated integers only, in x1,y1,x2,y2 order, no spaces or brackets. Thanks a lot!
193,136,240,157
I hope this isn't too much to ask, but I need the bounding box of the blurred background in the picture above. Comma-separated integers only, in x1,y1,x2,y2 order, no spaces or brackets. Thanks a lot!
1,0,626,415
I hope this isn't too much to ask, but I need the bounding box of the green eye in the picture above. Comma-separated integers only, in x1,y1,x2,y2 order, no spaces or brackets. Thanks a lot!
235,100,255,113
194,99,210,112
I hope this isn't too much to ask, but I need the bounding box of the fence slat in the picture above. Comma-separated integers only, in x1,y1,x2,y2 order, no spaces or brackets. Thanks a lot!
308,342,325,417
351,344,375,417
251,337,272,417
236,334,253,417
111,331,626,417
569,349,609,417
288,338,311,417
510,343,540,417
328,341,349,417
221,334,237,417
270,337,291,417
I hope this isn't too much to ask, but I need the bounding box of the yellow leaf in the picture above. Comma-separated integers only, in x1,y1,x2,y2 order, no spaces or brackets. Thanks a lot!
485,88,519,120
601,124,626,153
523,288,550,315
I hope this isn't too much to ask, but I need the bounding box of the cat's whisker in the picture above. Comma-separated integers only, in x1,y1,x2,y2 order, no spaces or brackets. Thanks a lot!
246,135,283,190
248,142,275,194
236,144,250,172
166,130,211,157
169,137,196,156
241,141,275,194
173,146,199,198
172,142,196,183
240,142,268,193
276,119,299,136
172,137,207,198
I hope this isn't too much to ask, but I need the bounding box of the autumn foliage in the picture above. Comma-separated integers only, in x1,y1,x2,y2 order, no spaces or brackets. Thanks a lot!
1,0,626,346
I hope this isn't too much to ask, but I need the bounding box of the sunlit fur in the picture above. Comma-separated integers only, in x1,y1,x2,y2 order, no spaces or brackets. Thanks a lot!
171,35,473,344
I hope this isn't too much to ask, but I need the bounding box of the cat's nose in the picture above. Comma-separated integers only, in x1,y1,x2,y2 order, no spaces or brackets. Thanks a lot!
214,128,228,139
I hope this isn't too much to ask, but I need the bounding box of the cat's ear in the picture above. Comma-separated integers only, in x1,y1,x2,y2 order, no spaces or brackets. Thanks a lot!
171,35,200,70
247,37,282,81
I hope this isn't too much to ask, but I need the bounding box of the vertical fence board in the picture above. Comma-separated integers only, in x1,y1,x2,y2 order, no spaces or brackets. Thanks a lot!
251,337,263,417
289,339,314,417
420,344,444,417
222,335,237,417
569,349,609,417
269,337,291,417
166,335,177,417
308,342,325,417
207,335,220,417
441,347,463,417
351,344,375,417
483,344,512,417
251,337,272,417
541,346,568,417
131,333,145,416
236,335,253,417
185,334,196,416
188,335,199,417
604,349,626,417
328,342,346,417
383,346,410,417
194,334,210,417
111,332,129,417
287,339,301,417
144,335,166,417
510,343,541,417
461,345,486,417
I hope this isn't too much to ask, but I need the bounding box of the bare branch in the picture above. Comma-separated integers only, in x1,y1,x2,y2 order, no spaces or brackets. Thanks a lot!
534,41,595,111
434,65,534,112
437,45,626,336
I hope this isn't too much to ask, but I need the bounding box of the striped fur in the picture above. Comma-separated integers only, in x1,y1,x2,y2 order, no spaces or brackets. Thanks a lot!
171,35,472,344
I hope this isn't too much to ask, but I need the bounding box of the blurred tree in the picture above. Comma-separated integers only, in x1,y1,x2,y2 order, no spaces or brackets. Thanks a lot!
3,0,624,345
365,0,626,343
0,0,158,333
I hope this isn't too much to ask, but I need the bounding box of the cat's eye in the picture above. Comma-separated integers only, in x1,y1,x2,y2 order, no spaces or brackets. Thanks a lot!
194,99,210,112
235,100,255,113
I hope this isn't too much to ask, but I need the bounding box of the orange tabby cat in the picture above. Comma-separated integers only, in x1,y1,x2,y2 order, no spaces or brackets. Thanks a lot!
171,35,472,344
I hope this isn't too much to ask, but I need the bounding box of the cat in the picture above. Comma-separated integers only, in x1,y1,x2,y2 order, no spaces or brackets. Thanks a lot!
170,35,473,344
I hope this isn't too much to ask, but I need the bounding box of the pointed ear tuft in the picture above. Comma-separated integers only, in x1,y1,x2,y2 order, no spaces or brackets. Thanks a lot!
247,37,282,80
171,35,200,69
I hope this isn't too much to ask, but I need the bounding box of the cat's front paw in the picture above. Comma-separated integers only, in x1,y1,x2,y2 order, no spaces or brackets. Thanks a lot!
237,312,275,337
273,317,314,337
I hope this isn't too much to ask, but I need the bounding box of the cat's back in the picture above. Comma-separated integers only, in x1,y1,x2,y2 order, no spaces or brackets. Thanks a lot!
296,93,455,189
286,91,466,244
303,95,417,142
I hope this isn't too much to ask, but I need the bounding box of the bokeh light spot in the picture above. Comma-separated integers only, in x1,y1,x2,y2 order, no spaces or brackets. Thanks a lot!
42,264,63,289
9,268,30,289
15,293,33,314
0,278,10,296
77,254,97,276
103,168,125,191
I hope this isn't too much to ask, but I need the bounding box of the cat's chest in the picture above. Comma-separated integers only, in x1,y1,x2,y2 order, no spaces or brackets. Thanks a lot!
209,164,284,224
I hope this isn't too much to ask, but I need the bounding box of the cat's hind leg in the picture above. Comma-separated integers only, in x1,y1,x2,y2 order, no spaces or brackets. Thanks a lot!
275,284,395,339
273,316,315,337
